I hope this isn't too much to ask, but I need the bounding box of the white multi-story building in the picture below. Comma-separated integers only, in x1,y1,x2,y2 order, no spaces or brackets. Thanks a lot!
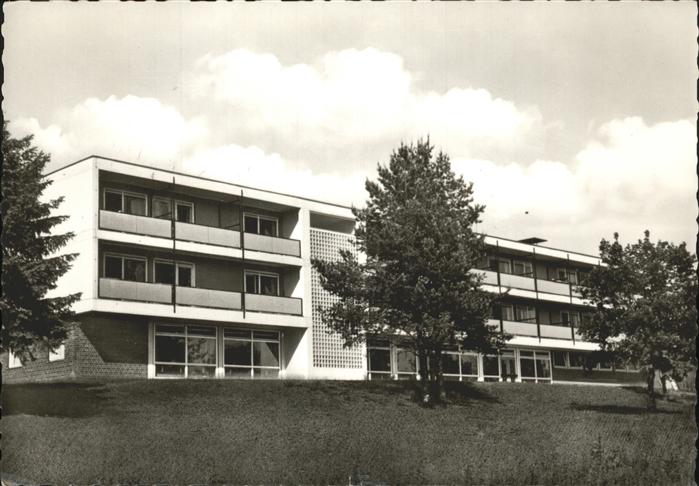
2,156,641,386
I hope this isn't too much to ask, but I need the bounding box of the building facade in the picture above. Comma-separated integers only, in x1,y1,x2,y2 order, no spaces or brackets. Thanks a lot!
2,156,642,386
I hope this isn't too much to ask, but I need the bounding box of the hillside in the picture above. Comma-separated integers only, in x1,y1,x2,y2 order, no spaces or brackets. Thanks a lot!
1,380,695,485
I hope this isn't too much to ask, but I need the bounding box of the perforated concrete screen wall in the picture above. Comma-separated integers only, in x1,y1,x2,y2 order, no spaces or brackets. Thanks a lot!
310,228,364,369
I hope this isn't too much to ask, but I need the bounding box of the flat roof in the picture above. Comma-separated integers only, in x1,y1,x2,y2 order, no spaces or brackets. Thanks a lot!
45,155,355,211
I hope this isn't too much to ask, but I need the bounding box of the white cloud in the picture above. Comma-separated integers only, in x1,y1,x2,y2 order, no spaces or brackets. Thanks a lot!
453,117,696,251
12,95,207,168
181,145,367,205
188,48,542,162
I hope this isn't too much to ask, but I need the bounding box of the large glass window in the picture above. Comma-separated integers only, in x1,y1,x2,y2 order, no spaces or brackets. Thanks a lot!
153,197,194,223
552,351,568,367
513,261,533,277
500,304,514,321
104,254,146,282
103,189,147,216
483,354,500,381
515,305,536,323
223,329,280,378
154,324,216,378
154,260,194,287
244,213,278,237
395,347,416,375
245,272,279,296
500,350,516,380
561,311,581,327
489,258,511,274
460,353,479,378
442,352,460,376
520,350,552,382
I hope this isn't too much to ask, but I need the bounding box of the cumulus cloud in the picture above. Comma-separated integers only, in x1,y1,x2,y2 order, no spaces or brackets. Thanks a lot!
181,144,367,205
12,95,207,169
7,48,694,253
188,48,543,167
453,117,696,250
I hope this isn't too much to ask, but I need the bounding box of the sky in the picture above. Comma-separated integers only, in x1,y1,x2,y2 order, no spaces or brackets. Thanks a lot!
3,3,697,254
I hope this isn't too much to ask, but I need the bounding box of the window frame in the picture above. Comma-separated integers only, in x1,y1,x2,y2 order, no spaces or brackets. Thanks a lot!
489,257,512,275
514,304,536,323
519,349,552,383
154,324,218,378
152,258,196,287
222,328,281,378
560,310,581,327
175,200,195,223
103,188,148,216
512,260,533,277
243,212,279,237
103,252,148,282
152,196,173,219
244,270,280,296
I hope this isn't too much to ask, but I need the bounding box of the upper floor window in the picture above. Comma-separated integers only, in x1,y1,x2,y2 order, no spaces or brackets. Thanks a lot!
153,197,195,223
513,260,533,277
244,213,278,237
488,257,511,274
153,260,194,287
104,189,147,216
245,271,279,296
104,253,147,282
515,305,536,323
560,310,581,327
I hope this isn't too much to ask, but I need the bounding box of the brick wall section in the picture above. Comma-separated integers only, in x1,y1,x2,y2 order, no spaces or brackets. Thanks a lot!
2,313,149,384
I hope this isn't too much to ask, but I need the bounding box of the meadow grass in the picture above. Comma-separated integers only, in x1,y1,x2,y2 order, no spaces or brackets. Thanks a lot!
1,380,695,485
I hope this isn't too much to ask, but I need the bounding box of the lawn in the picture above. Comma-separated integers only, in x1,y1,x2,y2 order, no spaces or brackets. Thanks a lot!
1,380,695,485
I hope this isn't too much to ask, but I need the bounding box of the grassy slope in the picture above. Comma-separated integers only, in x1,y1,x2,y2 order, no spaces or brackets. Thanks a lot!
1,380,695,485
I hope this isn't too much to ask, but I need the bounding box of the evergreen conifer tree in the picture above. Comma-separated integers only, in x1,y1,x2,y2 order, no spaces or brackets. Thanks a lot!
1,122,81,361
313,140,505,405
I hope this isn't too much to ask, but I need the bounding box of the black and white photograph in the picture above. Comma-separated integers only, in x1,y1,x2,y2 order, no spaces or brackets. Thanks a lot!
1,3,696,485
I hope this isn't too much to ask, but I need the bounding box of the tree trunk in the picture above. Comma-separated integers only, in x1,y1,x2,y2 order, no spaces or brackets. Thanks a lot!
417,346,430,404
646,366,657,411
435,351,446,404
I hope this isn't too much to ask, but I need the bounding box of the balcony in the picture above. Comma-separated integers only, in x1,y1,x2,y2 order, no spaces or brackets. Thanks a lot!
502,320,539,337
98,278,302,315
175,221,241,248
478,268,581,298
539,324,574,340
244,294,303,316
99,278,173,305
100,210,171,239
99,210,300,256
244,233,301,258
175,286,242,310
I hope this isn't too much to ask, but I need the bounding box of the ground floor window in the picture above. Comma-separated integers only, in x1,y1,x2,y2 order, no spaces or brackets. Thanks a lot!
154,324,281,379
154,324,217,378
224,329,280,378
519,350,552,383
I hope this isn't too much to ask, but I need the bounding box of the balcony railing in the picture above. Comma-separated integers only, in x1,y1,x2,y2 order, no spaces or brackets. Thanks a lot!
244,233,301,258
98,278,302,315
244,293,303,316
99,209,300,256
100,210,171,239
490,318,580,341
175,286,242,310
477,268,584,298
